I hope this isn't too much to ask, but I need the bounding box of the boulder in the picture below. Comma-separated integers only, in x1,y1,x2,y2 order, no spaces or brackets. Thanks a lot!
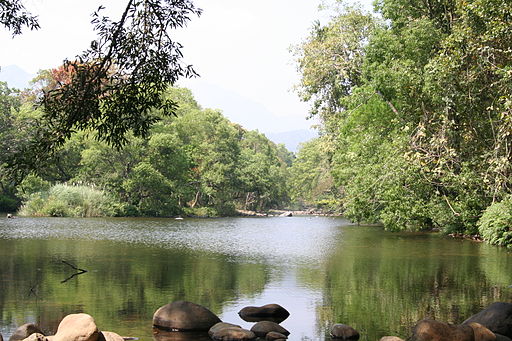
266,331,288,340
463,302,512,338
467,322,497,341
410,319,475,341
210,327,256,341
250,322,289,338
330,324,360,340
153,301,221,332
9,324,45,341
53,313,99,341
208,323,242,337
279,212,292,217
238,304,290,322
97,332,124,341
152,329,211,341
21,334,47,341
379,337,404,341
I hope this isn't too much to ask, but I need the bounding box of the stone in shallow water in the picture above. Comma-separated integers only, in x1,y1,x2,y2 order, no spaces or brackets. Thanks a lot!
463,302,512,338
250,321,289,338
97,332,124,341
265,331,288,341
153,301,221,332
379,337,404,341
21,334,47,341
211,327,256,341
330,324,360,340
238,304,290,323
411,319,479,341
208,323,242,337
53,313,99,341
9,324,45,341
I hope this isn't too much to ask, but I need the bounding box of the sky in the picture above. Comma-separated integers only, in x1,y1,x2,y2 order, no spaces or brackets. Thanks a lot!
0,0,373,135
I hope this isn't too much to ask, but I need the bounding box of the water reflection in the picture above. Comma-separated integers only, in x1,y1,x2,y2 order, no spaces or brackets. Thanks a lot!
0,217,512,341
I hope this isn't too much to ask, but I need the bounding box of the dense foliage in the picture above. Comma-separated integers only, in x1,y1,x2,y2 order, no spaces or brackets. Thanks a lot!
0,82,291,217
295,0,512,241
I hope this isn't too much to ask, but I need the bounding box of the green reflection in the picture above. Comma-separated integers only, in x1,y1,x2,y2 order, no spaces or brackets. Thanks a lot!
0,239,269,340
307,226,512,340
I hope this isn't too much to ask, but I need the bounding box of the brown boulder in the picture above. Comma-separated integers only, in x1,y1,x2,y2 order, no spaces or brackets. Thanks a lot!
9,324,45,341
266,331,288,340
464,303,512,338
238,304,290,322
468,322,497,341
411,319,474,341
208,323,242,337
153,301,221,332
250,322,289,338
53,313,99,341
211,327,256,341
330,324,359,340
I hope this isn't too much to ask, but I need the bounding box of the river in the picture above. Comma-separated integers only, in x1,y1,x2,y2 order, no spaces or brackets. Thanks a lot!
1,216,511,340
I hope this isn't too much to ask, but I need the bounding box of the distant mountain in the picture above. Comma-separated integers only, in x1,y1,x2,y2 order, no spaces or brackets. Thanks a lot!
0,65,34,89
266,129,318,153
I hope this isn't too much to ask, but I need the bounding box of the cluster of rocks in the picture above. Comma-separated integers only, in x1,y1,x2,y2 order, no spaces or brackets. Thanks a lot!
377,302,512,341
3,313,124,341
152,301,290,341
5,301,512,341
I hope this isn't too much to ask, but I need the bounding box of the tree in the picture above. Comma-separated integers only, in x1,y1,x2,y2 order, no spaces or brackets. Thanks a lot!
2,0,201,173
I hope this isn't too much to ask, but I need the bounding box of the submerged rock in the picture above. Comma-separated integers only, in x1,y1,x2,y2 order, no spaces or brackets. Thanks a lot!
97,332,123,341
463,302,512,338
211,327,256,341
379,337,404,341
9,324,45,341
153,301,221,332
250,321,289,338
330,324,360,340
53,313,99,341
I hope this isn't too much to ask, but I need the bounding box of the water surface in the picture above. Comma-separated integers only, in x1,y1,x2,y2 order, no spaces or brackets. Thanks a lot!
1,216,511,340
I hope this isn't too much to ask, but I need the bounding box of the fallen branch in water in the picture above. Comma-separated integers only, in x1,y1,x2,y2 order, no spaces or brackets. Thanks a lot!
61,260,88,283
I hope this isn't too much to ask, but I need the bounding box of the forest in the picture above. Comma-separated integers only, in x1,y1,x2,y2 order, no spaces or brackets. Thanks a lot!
1,0,512,248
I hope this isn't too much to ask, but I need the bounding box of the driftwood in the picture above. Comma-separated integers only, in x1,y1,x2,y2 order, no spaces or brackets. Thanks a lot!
61,260,88,283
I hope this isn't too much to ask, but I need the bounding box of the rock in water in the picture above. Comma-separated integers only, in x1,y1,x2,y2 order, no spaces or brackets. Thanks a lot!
250,322,289,338
411,319,476,341
21,334,47,341
208,323,242,337
153,301,221,331
97,332,124,341
265,331,288,340
330,324,360,340
463,302,512,338
9,324,45,341
238,304,290,321
211,328,256,341
379,337,404,341
53,313,99,341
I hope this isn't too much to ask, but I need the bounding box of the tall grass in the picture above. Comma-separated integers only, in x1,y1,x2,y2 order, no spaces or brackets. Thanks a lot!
18,184,120,217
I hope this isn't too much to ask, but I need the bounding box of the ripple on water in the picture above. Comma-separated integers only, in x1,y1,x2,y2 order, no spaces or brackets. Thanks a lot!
0,216,351,265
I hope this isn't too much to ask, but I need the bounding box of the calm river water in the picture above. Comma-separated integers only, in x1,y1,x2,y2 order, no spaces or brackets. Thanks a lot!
1,216,512,341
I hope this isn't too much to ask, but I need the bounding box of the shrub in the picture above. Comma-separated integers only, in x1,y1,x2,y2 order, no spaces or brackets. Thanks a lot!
18,184,120,217
478,197,512,247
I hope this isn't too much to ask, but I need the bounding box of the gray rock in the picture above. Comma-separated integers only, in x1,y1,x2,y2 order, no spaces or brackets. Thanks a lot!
463,302,512,338
153,301,221,332
250,322,289,338
330,324,359,340
9,324,44,341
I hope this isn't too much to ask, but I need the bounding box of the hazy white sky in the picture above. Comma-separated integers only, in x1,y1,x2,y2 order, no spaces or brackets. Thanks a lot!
1,0,373,134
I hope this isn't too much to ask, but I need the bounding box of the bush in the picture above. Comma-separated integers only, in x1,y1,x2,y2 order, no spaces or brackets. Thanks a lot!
478,197,512,247
18,184,120,217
